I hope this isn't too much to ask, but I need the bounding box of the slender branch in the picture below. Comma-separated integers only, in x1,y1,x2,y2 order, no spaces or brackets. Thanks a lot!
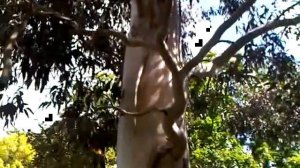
32,4,156,49
276,1,300,20
157,40,179,74
12,0,155,49
36,0,158,50
219,40,235,44
209,16,300,75
156,0,179,74
154,0,187,161
85,29,155,49
31,3,73,21
190,66,216,79
181,0,256,76
96,106,165,116
30,2,150,47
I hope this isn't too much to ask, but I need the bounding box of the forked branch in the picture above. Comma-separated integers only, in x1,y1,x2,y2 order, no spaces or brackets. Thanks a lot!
181,0,257,76
204,16,300,77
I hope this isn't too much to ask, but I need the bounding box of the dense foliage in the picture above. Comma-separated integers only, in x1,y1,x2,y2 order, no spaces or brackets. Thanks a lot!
188,70,300,167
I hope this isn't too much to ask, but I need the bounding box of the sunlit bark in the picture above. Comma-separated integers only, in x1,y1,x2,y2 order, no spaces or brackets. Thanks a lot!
117,0,188,167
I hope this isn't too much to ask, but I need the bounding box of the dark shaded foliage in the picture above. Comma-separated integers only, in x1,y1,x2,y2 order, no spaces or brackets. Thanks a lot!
28,121,108,168
0,0,128,128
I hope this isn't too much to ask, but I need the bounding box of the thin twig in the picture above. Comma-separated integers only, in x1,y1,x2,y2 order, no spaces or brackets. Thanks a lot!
219,40,235,44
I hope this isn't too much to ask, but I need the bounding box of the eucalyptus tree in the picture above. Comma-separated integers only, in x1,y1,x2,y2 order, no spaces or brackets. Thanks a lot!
0,0,300,168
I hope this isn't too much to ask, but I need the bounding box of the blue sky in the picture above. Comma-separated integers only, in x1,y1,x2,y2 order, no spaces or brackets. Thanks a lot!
0,0,300,137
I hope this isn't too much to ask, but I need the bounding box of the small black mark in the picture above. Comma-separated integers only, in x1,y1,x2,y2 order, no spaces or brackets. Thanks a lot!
206,26,211,32
45,114,53,122
195,39,203,47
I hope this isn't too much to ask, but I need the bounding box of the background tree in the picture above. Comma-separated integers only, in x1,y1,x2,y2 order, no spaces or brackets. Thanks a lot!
0,0,300,167
27,121,112,168
188,62,300,167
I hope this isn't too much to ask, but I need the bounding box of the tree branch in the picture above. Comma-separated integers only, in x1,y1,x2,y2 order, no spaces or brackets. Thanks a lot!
276,1,300,20
157,40,179,74
83,29,155,49
154,0,187,161
17,0,156,49
207,16,300,77
32,3,155,48
155,0,179,75
219,40,235,44
96,105,166,116
190,65,216,79
181,0,256,76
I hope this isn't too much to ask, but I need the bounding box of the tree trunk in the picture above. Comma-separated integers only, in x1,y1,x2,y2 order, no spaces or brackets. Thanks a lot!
117,0,188,167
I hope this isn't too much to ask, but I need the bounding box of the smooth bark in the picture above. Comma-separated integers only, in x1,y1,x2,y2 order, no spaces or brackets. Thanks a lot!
117,0,188,167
